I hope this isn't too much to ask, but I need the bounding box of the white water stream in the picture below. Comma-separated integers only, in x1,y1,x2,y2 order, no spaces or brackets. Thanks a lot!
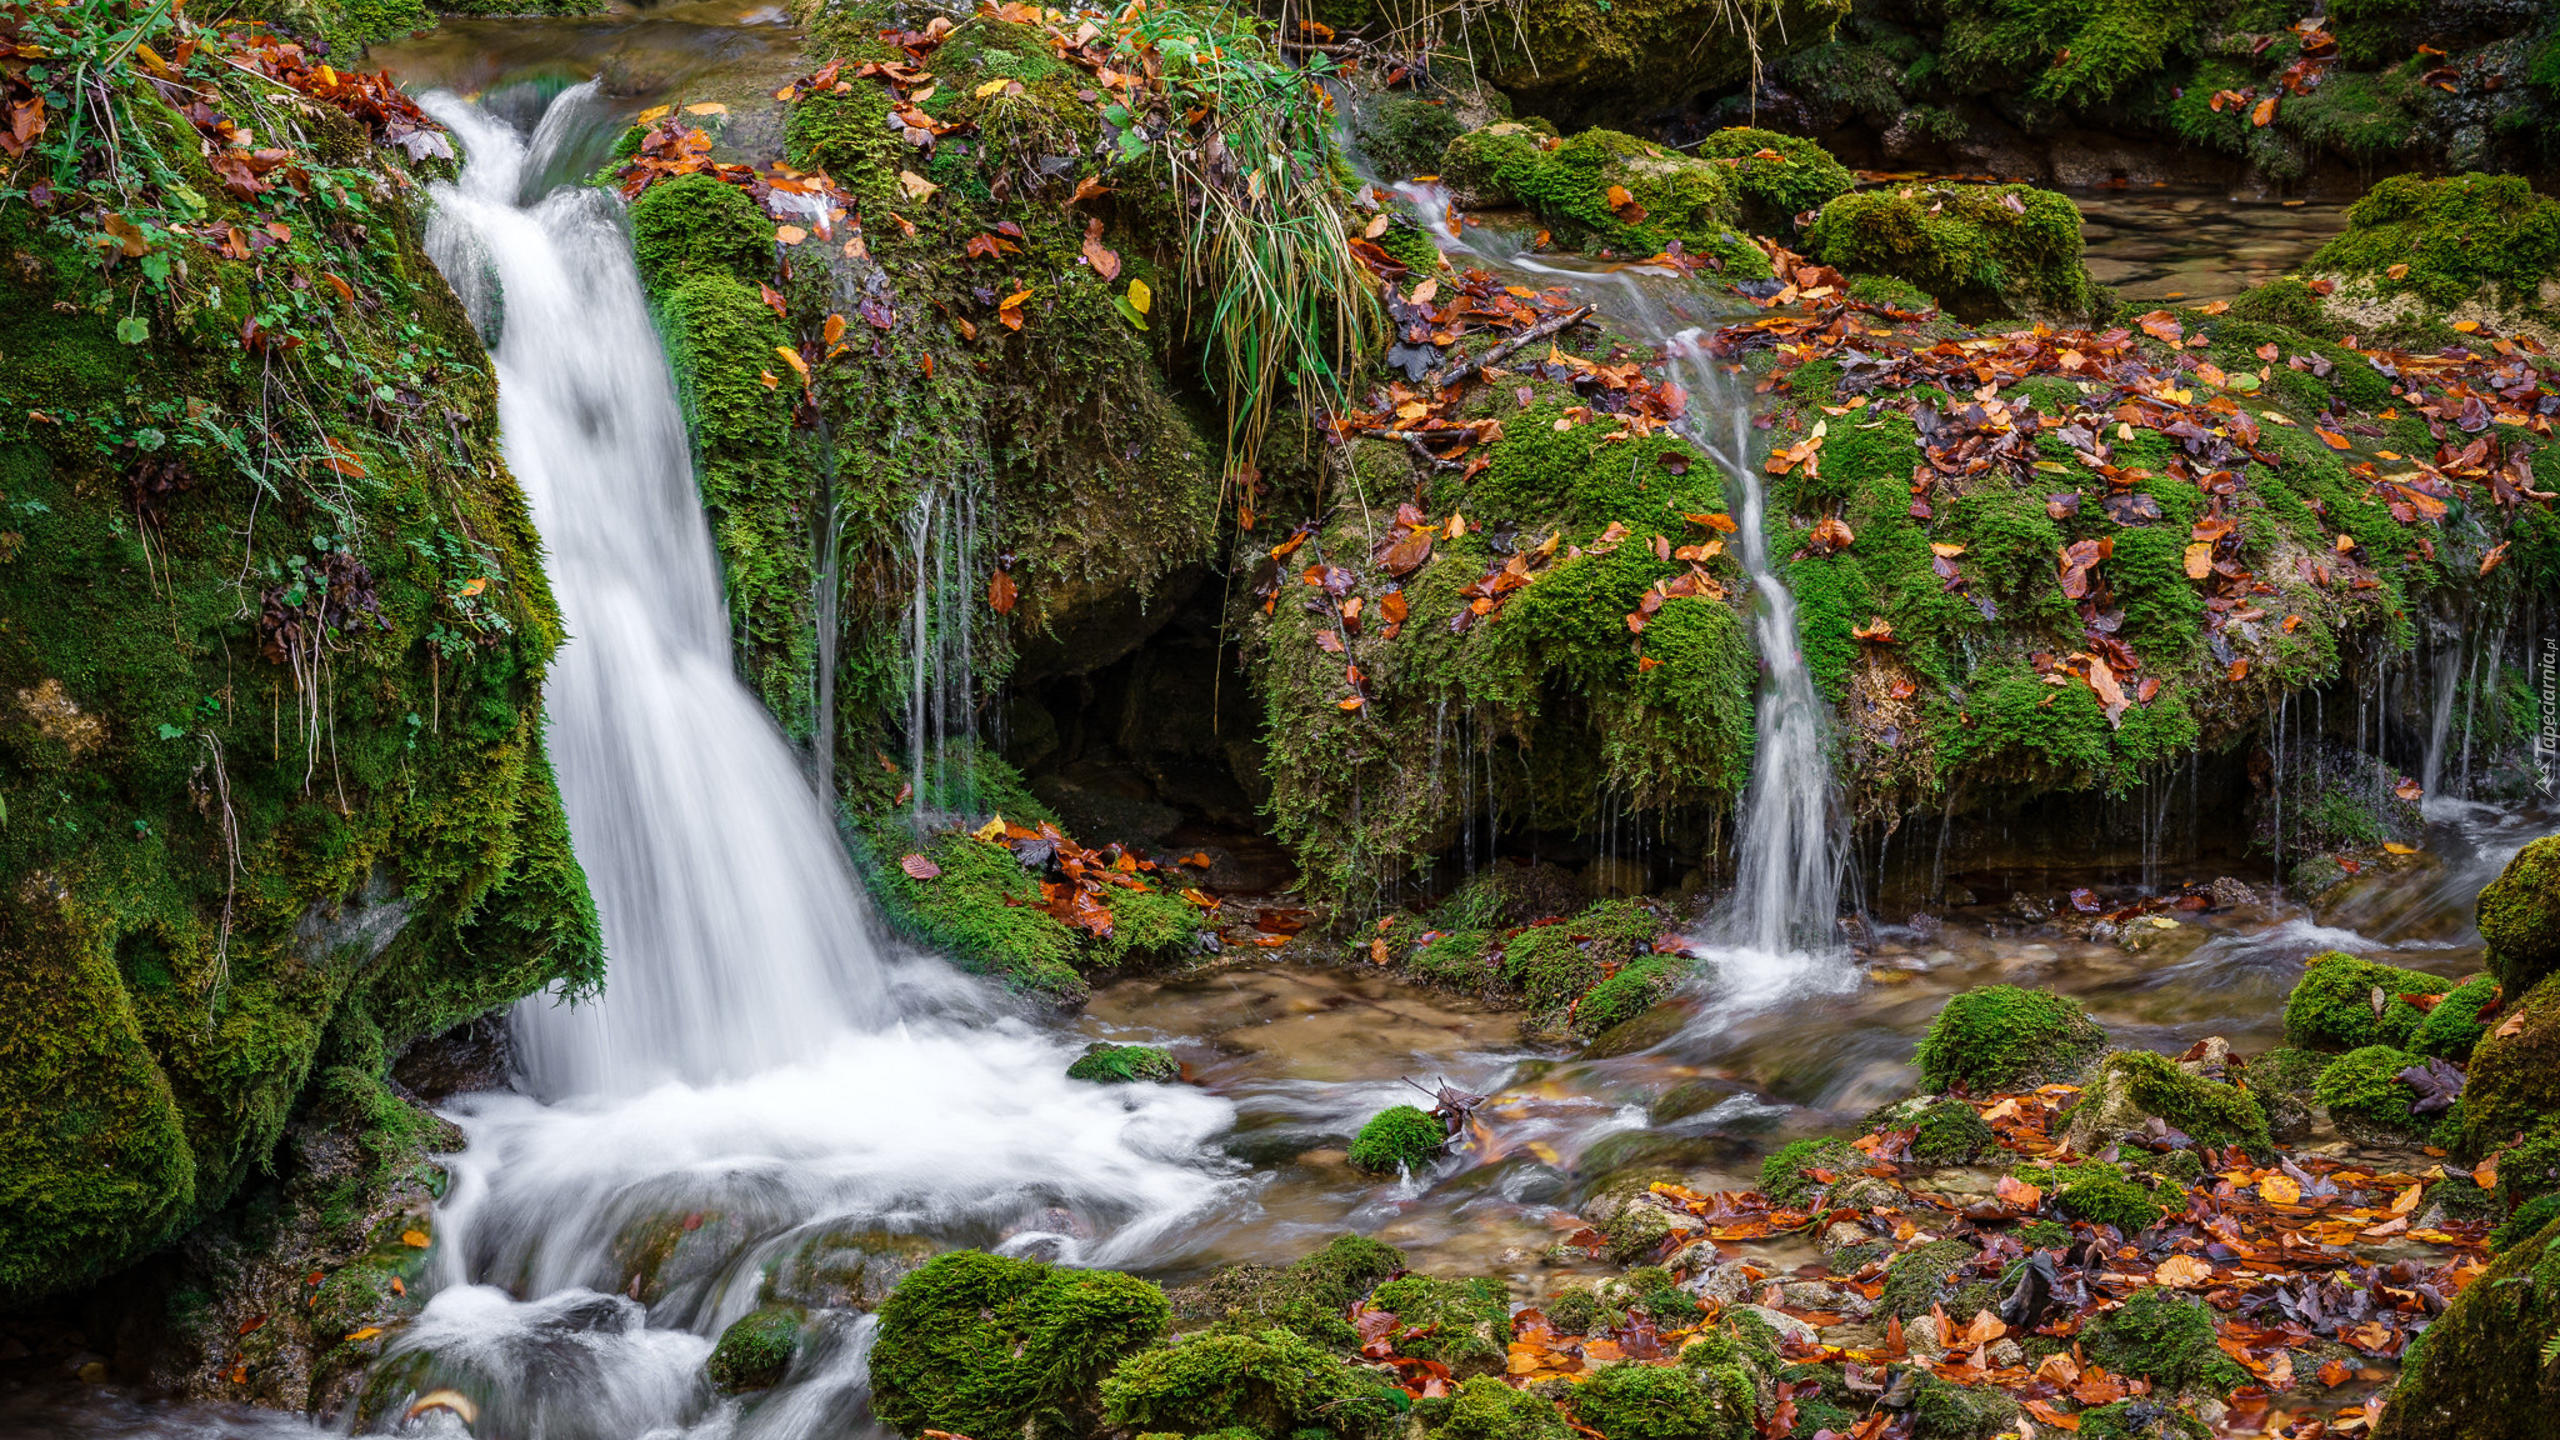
391,88,1240,1438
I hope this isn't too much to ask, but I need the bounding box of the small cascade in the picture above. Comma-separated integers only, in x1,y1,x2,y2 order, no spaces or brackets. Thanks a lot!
900,470,990,824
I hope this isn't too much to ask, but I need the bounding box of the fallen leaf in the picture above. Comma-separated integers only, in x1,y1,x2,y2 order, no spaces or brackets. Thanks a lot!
2153,1255,2212,1288
900,853,941,880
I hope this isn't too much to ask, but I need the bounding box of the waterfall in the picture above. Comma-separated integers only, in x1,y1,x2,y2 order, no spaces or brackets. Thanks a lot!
392,87,1237,1438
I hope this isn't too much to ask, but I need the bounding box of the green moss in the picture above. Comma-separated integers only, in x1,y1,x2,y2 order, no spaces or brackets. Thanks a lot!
1761,1137,1867,1207
2079,1399,2212,1440
1438,124,1769,274
1350,1105,1447,1174
1369,1275,1512,1379
1911,1374,2022,1438
1430,1374,1571,1440
1570,1357,1753,1440
2409,976,2500,1061
2020,1160,2168,1235
868,1250,1171,1439
1908,1098,1997,1166
2462,976,2560,1156
2494,1125,2560,1212
1878,1239,1979,1320
1068,1043,1181,1084
1576,953,1696,1034
1098,1327,1402,1439
2309,173,2560,314
2368,1213,2560,1435
1168,1234,1405,1348
1691,127,1855,232
1501,902,1665,1013
708,1305,803,1392
2083,1288,2250,1397
2073,1049,2271,1152
2226,277,2346,340
2489,1193,2560,1251
1915,986,2105,1094
628,173,776,290
2314,1045,2429,1139
2282,952,2448,1052
1804,183,2095,321
1356,93,1468,180
2477,833,2560,994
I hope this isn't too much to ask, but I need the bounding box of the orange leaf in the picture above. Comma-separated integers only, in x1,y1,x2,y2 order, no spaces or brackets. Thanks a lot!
2251,96,2278,126
988,568,1017,614
2153,1254,2212,1288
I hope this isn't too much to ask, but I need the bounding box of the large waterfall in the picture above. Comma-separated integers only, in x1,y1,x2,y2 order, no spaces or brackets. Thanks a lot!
392,87,1237,1438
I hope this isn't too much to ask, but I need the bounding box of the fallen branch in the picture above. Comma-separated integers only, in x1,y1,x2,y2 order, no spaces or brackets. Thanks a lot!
1423,303,1597,392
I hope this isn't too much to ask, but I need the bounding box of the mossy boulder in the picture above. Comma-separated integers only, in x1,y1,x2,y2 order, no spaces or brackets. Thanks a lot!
2307,173,2560,335
1427,1374,1573,1440
1368,1274,1512,1379
1877,1238,1979,1320
868,1250,1171,1438
2408,976,2500,1061
2462,976,2560,1155
628,172,776,289
1350,1105,1448,1174
1433,0,1852,131
1097,1326,1403,1438
1068,1043,1181,1084
1437,123,1771,275
0,47,600,1306
1911,1373,2024,1438
2018,1160,2168,1235
1914,986,2105,1094
2371,1214,2560,1438
2313,1046,2431,1143
707,1304,803,1393
2477,833,2560,993
2281,952,2449,1052
764,1227,935,1312
2083,1288,2251,1398
1760,1137,1867,1208
2061,1049,2270,1155
1692,127,1855,233
1906,1098,1997,1166
1804,182,2096,322
1167,1233,1405,1346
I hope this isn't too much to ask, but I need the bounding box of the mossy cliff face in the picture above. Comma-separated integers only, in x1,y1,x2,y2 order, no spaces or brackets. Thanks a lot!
0,15,598,1306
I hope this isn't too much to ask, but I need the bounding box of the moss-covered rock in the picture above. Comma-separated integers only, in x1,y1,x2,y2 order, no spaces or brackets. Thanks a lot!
2477,833,2560,994
0,23,599,1307
2490,1193,2560,1252
628,172,776,290
1167,1233,1405,1346
1570,1358,1754,1439
1914,986,2105,1094
2371,1215,2560,1438
2282,952,2449,1052
1369,1274,1512,1379
1350,1104,1448,1174
1761,1136,1868,1208
2061,1049,2270,1154
1804,182,2096,322
707,1304,803,1392
2307,174,2560,336
1691,127,1856,233
2313,1045,2430,1142
2462,975,2560,1155
2017,1159,2168,1235
2083,1288,2251,1398
1097,1326,1403,1438
868,1250,1171,1438
1911,1373,2023,1438
1068,1043,1182,1084
1437,124,1771,274
2408,976,2501,1061
1427,1373,1573,1440
1906,1098,1997,1166
1877,1238,1979,1320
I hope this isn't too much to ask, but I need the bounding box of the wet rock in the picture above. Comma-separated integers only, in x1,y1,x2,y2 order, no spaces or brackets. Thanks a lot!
391,1012,515,1102
1987,1338,2025,1369
2008,892,2056,922
1679,1261,1757,1309
765,1229,935,1313
1945,885,1980,907
1582,855,1648,899
1740,1304,1819,1347
2207,877,2261,909
2062,1048,2270,1155
1903,912,1943,941
1780,1280,1861,1314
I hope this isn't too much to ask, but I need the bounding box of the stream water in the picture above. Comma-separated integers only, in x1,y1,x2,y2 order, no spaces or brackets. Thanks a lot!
2,28,2550,1440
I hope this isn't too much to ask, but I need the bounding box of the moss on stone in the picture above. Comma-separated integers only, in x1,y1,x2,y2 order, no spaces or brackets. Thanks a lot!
2463,975,2560,1156
868,1250,1171,1439
1355,93,1469,180
1097,1327,1402,1438
2369,1214,2560,1437
2489,1193,2560,1251
1691,127,1855,232
1575,953,1697,1035
1067,1043,1181,1084
1878,1238,1978,1320
1570,1349,1756,1440
1914,986,2105,1094
2018,1160,2168,1235
1350,1104,1448,1174
2313,1045,2427,1139
2281,952,2448,1052
2408,976,2500,1061
2309,173,2560,316
629,173,776,290
1369,1274,1511,1378
1167,1233,1404,1349
1804,183,2095,322
1908,1098,1997,1166
1438,124,1770,275
1430,1373,1572,1440
2083,1287,2251,1397
1911,1373,2023,1438
2064,1049,2270,1154
1761,1137,1868,1208
707,1304,803,1392
2477,833,2560,994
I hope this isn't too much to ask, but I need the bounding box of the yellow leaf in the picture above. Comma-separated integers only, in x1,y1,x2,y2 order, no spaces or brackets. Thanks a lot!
1000,288,1033,310
2383,842,2419,855
1127,278,1152,314
683,101,727,115
972,814,1007,842
974,77,1009,99
2153,1254,2212,1288
775,345,810,380
1929,542,1965,558
774,224,808,246
2387,263,2410,279
897,170,940,202
635,104,672,124
400,1229,431,1248
2184,542,2213,580
344,1327,383,1343
2258,1174,2301,1205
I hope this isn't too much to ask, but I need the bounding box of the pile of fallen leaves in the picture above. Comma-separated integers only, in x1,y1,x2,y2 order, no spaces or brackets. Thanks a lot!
225,27,451,162
898,813,1218,939
1344,1071,2495,1437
